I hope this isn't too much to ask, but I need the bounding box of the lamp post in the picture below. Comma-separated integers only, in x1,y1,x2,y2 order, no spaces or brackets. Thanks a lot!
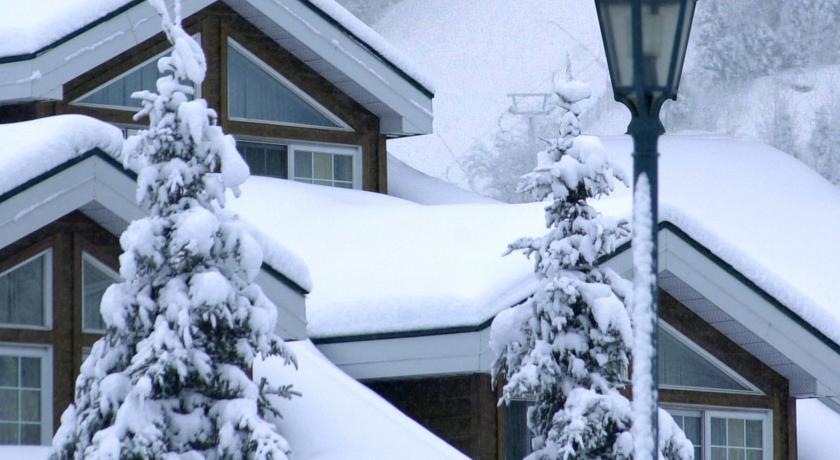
593,1,696,458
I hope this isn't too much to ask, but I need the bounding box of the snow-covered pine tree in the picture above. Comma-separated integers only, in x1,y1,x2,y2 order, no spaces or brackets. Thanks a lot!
51,1,296,458
809,103,840,184
489,72,693,459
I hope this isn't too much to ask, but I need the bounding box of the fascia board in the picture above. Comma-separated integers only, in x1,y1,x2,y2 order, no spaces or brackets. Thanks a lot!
4,0,212,103
658,228,840,399
242,0,433,135
316,327,492,379
0,157,98,250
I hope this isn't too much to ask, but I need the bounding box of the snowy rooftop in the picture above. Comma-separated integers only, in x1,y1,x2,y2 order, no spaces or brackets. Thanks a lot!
232,134,840,346
0,0,433,93
596,134,840,347
229,177,544,338
0,115,312,291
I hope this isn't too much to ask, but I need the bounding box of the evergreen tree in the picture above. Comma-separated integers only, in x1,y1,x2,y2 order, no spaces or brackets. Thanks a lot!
51,1,296,458
490,74,693,459
809,104,840,185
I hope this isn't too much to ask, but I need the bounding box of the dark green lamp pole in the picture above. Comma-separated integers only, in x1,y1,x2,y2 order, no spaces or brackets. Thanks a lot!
593,0,696,457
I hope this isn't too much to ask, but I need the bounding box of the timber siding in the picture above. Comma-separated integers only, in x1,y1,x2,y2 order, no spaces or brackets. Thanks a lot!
0,211,119,431
0,2,388,192
365,373,499,460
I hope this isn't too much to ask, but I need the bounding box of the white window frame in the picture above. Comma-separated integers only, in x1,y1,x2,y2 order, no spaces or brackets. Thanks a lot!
0,250,52,331
236,136,362,189
0,343,53,445
289,143,362,189
659,321,763,395
664,405,773,460
226,38,353,132
81,252,120,335
72,35,202,112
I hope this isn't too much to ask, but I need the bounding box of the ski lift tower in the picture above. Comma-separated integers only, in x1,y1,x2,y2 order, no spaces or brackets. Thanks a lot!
507,93,552,152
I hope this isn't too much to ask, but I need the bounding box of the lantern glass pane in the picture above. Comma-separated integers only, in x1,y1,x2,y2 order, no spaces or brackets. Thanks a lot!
640,0,682,88
672,0,696,91
597,1,634,88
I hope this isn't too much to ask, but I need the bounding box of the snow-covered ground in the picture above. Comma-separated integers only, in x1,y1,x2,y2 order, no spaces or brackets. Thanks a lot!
387,153,497,204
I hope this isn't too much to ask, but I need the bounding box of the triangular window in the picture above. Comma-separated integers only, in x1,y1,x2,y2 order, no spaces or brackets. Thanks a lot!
227,39,350,130
82,253,120,333
658,323,761,393
74,36,200,110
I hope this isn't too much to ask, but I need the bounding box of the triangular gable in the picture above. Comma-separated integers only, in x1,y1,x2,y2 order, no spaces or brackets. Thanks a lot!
658,322,761,394
227,39,349,130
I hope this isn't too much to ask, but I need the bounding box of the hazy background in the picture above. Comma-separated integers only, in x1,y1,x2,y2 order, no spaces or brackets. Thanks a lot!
339,0,840,202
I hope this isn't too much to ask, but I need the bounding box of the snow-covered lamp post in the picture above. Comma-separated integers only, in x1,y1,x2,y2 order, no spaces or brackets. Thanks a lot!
593,1,696,458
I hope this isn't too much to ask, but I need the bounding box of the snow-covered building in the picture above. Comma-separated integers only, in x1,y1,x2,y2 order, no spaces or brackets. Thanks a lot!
0,1,838,460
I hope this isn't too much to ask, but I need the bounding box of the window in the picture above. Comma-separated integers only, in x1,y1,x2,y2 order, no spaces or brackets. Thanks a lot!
237,140,361,189
227,39,350,130
665,407,771,460
504,400,533,459
658,322,761,394
670,409,703,460
292,149,354,188
0,251,51,329
0,346,52,445
239,142,289,179
82,253,120,334
74,37,200,111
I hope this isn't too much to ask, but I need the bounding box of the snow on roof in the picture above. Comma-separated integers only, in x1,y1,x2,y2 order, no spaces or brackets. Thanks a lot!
232,133,840,346
0,0,130,57
306,0,435,93
229,177,544,338
256,340,466,459
595,134,840,347
797,399,840,460
387,153,498,205
0,114,123,194
0,0,434,94
0,115,312,292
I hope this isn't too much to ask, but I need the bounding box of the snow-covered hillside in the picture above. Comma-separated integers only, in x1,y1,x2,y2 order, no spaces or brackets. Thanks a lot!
342,0,840,196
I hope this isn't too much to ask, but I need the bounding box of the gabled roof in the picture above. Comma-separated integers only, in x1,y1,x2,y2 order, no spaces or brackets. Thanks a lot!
0,0,433,136
0,115,311,338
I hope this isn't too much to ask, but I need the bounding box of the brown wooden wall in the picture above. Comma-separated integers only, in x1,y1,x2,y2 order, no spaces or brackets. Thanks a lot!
0,2,388,192
365,373,499,460
0,212,118,432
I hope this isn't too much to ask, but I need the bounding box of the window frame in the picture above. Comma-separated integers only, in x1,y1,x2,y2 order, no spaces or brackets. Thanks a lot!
0,250,53,331
81,252,120,335
236,136,363,189
226,38,353,132
0,343,53,446
71,35,202,112
659,321,763,395
664,405,773,460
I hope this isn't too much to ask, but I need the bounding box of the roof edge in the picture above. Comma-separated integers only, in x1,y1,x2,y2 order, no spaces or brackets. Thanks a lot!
0,0,434,99
314,221,840,356
0,147,310,295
